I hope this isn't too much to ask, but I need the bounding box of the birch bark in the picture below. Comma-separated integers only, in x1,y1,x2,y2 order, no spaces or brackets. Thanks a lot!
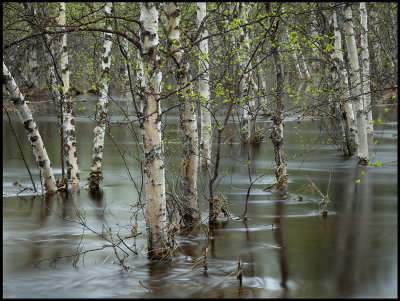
237,2,256,142
332,9,358,155
88,2,114,191
344,4,369,164
197,2,212,169
3,62,57,195
359,3,373,135
140,2,170,260
59,2,80,187
266,3,288,191
165,2,200,225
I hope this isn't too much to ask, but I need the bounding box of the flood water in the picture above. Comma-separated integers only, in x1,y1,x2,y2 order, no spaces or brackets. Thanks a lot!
3,93,398,298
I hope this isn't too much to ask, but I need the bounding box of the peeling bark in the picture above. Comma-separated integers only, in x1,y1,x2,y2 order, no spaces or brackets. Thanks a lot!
3,62,57,195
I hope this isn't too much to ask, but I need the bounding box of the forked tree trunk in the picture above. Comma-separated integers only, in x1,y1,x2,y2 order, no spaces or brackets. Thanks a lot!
359,2,373,135
197,2,212,169
343,3,369,164
165,2,200,225
59,2,80,187
266,3,288,192
88,2,114,191
140,2,170,260
3,62,57,195
332,9,358,155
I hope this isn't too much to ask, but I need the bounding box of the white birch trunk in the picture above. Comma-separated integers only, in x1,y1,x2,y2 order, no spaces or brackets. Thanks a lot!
88,2,113,190
197,2,212,169
267,3,288,191
59,2,80,187
238,2,256,142
344,4,369,164
359,3,373,135
140,2,170,260
3,62,57,195
332,10,358,155
165,2,200,225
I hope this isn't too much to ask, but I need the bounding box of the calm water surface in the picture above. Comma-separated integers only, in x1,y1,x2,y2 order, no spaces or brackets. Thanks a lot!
3,94,397,298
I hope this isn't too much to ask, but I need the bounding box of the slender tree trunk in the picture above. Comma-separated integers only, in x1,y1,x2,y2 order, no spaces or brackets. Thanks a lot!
59,2,80,187
343,3,369,164
266,3,288,192
359,3,373,135
237,2,256,143
332,9,358,155
140,2,170,260
88,2,114,191
3,62,57,195
165,2,200,225
197,2,212,169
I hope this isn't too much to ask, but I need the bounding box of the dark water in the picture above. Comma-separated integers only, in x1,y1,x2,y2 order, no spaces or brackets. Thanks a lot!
3,94,397,298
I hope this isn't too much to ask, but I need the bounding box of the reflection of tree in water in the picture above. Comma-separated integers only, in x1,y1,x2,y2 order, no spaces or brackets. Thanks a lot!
274,196,289,297
88,188,105,221
31,191,80,266
331,165,372,296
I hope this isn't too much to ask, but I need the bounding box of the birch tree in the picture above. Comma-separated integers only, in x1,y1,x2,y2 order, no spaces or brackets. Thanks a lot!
332,9,358,155
3,62,57,195
165,2,200,225
267,3,288,191
139,2,170,260
343,3,369,164
237,2,257,143
359,2,373,135
88,2,114,191
197,2,212,169
59,2,80,187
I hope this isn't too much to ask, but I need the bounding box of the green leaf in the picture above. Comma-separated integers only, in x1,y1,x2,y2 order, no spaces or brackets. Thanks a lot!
356,179,360,183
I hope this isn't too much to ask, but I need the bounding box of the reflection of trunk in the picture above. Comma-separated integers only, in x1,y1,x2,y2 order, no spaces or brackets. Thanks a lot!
359,3,373,135
333,165,372,294
88,2,114,191
59,2,80,187
343,4,369,164
332,9,358,155
197,2,212,169
165,2,200,225
274,201,289,293
3,62,57,195
267,3,288,192
140,2,170,260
